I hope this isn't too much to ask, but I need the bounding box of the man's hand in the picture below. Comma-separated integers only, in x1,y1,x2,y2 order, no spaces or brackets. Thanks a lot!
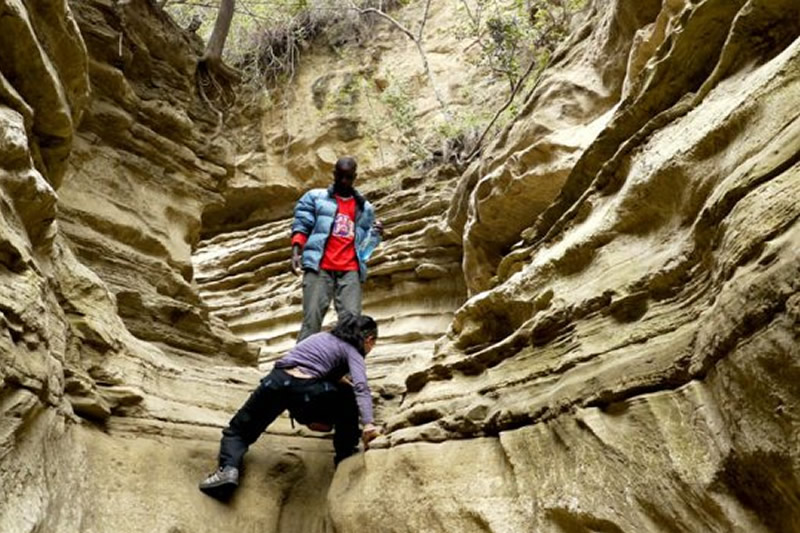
372,220,384,238
362,423,382,448
290,244,302,276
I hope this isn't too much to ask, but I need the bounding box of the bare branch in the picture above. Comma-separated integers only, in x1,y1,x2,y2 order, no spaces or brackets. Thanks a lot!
165,0,274,24
465,53,550,162
417,0,432,41
458,0,478,26
358,7,415,40
353,3,450,121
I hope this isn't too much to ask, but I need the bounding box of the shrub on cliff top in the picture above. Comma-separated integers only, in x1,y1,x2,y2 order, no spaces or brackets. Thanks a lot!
164,0,406,85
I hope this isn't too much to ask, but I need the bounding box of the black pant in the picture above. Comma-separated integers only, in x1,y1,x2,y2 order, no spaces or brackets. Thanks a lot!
218,368,360,468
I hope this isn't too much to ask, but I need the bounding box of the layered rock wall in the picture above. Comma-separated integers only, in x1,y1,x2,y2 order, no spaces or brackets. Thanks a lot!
0,2,288,532
2,0,799,532
330,1,800,531
1,1,110,529
194,163,466,403
193,0,492,399
60,0,253,362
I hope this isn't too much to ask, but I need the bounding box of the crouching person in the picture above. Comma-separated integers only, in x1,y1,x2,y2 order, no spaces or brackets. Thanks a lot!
199,313,382,500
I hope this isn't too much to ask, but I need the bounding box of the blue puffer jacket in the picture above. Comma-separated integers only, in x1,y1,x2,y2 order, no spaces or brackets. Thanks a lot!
291,185,376,282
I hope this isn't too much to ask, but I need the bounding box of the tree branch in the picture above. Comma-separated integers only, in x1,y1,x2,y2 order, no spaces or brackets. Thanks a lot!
417,0,432,41
465,52,550,162
358,7,415,40
458,0,478,27
354,4,450,120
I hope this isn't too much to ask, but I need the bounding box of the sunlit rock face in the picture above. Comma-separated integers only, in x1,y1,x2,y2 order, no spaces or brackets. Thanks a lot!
57,0,253,363
2,0,799,532
1,2,300,533
329,1,800,532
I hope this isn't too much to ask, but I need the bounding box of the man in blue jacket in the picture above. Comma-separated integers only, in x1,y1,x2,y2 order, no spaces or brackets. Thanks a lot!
290,156,382,341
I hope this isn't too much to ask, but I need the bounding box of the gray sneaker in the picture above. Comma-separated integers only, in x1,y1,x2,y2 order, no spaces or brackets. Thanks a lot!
199,466,239,500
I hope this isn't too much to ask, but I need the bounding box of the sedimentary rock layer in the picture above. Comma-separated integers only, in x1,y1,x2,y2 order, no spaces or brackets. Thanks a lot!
0,1,107,530
195,163,467,410
59,0,253,363
3,0,799,532
332,1,800,531
0,3,264,532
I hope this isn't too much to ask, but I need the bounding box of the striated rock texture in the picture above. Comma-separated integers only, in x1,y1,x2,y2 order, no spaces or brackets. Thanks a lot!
330,1,800,532
194,162,466,404
193,1,800,531
60,0,253,363
0,1,94,529
2,0,799,532
193,0,488,404
1,2,307,533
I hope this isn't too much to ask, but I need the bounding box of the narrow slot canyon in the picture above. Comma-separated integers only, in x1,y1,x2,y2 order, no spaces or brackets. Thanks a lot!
1,1,798,532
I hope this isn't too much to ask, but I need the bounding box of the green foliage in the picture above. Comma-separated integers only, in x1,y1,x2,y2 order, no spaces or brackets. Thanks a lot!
164,0,389,85
166,1,309,56
165,0,372,85
434,108,481,142
453,0,586,90
381,81,415,135
379,75,427,158
165,0,587,165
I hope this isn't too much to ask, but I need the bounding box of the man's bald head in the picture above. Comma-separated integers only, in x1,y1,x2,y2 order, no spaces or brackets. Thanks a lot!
334,156,357,178
333,156,357,197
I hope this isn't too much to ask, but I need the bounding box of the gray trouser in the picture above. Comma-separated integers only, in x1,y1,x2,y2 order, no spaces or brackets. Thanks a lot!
297,269,362,342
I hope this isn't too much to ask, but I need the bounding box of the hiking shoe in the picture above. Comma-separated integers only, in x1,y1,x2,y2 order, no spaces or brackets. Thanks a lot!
199,466,239,500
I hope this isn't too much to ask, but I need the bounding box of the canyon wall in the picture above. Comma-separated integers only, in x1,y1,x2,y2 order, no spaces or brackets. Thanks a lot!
60,0,253,363
0,2,313,532
1,0,798,532
0,0,94,529
194,0,800,531
329,1,800,532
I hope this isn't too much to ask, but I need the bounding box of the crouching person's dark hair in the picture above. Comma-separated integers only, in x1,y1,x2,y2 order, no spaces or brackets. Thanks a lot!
331,312,378,355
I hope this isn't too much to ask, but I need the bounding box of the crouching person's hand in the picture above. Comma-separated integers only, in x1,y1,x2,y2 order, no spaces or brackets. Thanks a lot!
361,423,382,448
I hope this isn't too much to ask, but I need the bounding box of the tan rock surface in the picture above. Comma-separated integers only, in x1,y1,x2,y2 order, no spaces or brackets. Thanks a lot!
0,2,267,532
451,0,664,293
0,1,106,530
194,162,467,410
335,1,800,531
1,0,799,532
59,0,254,363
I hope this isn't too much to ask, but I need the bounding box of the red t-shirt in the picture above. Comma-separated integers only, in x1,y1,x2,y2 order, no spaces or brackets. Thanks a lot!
292,195,358,272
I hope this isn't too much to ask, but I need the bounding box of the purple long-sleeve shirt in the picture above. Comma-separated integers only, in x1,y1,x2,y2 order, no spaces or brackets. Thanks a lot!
274,332,374,424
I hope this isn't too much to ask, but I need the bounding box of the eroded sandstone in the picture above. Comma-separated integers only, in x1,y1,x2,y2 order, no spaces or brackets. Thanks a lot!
1,0,798,532
335,1,800,531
